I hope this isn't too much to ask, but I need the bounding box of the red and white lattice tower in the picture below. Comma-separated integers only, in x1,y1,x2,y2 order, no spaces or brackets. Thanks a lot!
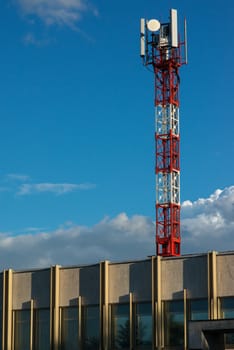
140,9,187,256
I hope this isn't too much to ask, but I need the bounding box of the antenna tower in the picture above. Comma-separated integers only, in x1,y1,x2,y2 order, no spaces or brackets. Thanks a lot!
140,9,187,256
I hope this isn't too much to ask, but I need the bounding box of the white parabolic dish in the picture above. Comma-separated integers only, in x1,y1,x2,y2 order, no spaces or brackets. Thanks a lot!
147,19,161,32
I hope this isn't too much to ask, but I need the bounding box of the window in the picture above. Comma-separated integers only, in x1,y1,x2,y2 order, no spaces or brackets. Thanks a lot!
111,304,129,350
34,309,50,350
82,305,99,350
0,309,2,350
225,333,234,348
135,303,152,349
220,297,234,319
164,300,184,347
61,307,79,350
14,310,30,350
189,299,208,321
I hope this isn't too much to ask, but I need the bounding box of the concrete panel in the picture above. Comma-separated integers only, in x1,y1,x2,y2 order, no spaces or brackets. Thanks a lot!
108,260,151,303
161,258,184,300
161,256,207,300
183,256,208,298
12,269,50,309
60,267,80,306
79,265,100,305
129,261,151,302
217,254,234,297
109,263,130,303
13,272,32,309
31,269,50,308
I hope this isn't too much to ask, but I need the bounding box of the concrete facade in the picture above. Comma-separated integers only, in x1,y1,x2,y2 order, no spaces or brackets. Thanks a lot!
1,251,234,350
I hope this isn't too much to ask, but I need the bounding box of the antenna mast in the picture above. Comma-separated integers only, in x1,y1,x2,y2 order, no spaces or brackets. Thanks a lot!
140,9,187,256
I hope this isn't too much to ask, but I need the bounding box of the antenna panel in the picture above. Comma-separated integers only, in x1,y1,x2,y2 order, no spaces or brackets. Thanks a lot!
170,9,178,47
140,18,146,57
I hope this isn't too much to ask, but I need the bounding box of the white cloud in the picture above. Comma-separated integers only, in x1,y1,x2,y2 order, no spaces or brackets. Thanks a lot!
0,213,155,269
181,186,234,253
14,0,98,28
17,182,96,195
22,32,52,46
7,173,30,182
0,186,233,269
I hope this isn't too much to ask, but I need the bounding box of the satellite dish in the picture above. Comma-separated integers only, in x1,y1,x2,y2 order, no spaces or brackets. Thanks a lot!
147,19,161,32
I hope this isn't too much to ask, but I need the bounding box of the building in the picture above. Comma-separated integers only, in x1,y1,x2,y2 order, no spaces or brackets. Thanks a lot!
0,250,234,350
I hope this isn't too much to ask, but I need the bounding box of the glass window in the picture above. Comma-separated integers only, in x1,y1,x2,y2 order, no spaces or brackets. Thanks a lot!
220,297,234,319
135,303,152,349
34,309,50,350
14,310,30,350
189,299,208,321
61,307,79,350
82,305,100,350
0,309,2,350
164,300,184,346
111,304,129,350
225,333,234,348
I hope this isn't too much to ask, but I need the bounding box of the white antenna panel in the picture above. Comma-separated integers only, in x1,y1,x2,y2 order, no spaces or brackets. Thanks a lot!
170,9,178,47
140,18,145,35
140,18,146,57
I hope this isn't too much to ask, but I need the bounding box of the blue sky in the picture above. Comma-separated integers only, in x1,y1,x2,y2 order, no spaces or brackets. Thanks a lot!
0,0,233,268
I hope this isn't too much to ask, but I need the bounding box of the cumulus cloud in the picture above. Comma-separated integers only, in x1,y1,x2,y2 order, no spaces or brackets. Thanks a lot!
181,186,234,253
17,182,96,195
0,213,155,269
14,0,98,28
0,186,234,269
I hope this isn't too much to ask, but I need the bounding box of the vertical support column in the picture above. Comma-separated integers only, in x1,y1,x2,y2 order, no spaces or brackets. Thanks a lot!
151,256,156,350
78,296,82,349
156,256,162,349
129,292,133,350
3,269,13,350
212,251,217,320
208,251,217,320
100,261,109,350
50,265,60,350
207,252,211,319
2,271,6,350
183,289,187,350
30,299,34,350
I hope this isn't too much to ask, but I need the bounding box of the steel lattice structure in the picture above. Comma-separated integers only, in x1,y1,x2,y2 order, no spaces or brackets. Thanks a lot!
140,9,187,256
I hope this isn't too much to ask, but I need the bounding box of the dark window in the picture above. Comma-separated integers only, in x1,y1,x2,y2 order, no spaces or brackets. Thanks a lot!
225,333,234,347
189,299,208,321
164,300,184,346
61,307,79,350
220,297,234,319
34,309,50,350
135,303,152,349
14,310,30,350
82,305,99,350
0,309,2,350
111,304,129,350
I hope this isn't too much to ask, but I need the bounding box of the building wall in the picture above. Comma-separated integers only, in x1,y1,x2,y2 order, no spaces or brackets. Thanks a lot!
12,269,50,309
1,251,234,350
217,253,234,297
108,260,151,303
161,255,208,300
